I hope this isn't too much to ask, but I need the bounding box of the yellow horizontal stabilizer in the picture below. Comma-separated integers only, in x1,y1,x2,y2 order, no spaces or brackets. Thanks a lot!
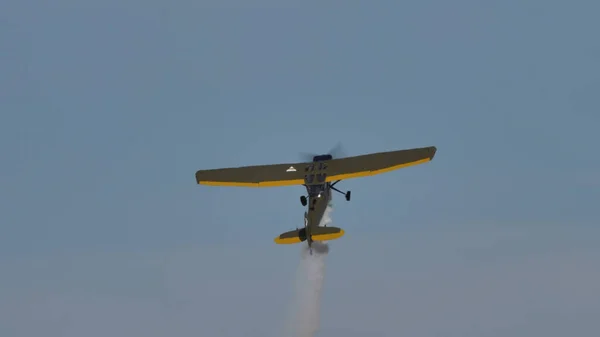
274,228,306,244
274,227,344,245
312,229,345,242
274,236,303,244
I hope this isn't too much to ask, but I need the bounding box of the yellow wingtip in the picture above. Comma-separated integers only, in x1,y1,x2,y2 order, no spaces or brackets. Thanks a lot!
325,158,431,182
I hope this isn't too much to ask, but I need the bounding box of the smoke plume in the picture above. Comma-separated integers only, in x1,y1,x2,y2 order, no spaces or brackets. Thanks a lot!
283,205,333,337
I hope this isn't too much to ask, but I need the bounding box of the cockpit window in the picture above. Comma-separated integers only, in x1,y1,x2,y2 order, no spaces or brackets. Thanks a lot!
304,174,314,184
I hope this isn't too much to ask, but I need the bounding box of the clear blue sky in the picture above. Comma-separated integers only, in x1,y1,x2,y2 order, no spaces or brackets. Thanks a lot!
1,0,599,336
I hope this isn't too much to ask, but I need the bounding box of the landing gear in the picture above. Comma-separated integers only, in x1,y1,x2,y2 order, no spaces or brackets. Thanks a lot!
330,180,351,202
300,180,350,208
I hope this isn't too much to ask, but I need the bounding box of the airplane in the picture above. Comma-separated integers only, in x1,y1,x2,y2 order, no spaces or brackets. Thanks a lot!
194,145,437,254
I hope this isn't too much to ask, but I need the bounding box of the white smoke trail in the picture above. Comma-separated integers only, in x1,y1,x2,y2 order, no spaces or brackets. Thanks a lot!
283,205,333,337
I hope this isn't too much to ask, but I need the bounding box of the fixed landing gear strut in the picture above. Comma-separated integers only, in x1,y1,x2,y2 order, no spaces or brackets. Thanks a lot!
299,195,319,207
330,180,351,201
299,181,351,206
331,187,351,201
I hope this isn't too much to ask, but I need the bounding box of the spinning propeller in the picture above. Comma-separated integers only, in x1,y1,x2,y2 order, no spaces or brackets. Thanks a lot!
298,141,352,204
298,141,348,162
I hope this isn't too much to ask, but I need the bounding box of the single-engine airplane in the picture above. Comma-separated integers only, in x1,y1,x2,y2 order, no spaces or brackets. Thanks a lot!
195,145,437,253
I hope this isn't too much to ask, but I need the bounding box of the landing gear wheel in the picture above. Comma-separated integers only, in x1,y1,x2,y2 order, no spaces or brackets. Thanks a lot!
345,191,351,201
300,195,307,206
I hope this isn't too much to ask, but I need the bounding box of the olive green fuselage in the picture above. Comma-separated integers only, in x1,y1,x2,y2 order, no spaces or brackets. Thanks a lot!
302,181,333,248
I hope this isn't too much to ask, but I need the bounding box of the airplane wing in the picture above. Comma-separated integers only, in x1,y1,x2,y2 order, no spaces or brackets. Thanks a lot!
323,146,437,182
195,161,308,187
195,146,437,187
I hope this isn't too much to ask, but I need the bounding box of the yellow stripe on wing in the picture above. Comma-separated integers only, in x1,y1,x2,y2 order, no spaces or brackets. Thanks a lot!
326,158,431,182
199,157,432,186
198,178,304,187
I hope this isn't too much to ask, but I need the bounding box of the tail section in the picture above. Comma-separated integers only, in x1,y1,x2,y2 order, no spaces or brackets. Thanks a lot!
273,226,344,244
